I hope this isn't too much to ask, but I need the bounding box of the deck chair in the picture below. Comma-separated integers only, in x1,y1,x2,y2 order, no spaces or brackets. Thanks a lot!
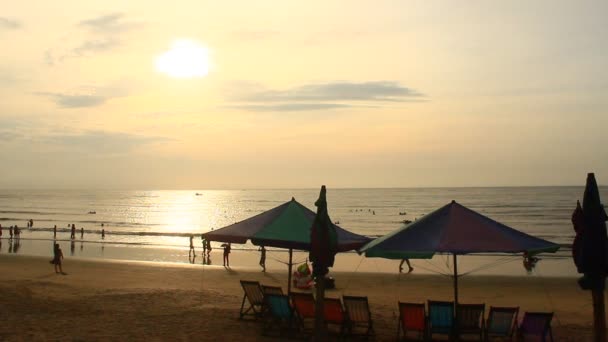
427,300,455,340
263,294,297,337
484,306,518,341
239,280,264,319
517,312,554,342
456,303,485,340
397,302,426,341
343,295,374,337
324,298,348,337
261,285,284,296
290,292,316,332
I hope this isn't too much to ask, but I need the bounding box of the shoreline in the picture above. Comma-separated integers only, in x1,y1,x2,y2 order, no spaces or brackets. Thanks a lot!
0,254,594,341
0,237,577,278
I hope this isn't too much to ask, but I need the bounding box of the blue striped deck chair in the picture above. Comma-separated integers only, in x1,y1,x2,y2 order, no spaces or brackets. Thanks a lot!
427,300,454,340
263,294,297,337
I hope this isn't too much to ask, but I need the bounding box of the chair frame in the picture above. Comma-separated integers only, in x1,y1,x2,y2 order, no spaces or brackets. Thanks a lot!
517,311,554,342
456,303,485,340
261,285,284,296
484,306,519,341
239,280,264,319
427,300,455,340
397,302,426,341
343,295,375,337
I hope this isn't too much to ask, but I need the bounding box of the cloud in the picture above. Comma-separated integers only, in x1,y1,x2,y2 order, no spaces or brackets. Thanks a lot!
229,103,351,112
254,81,421,102
36,83,130,108
78,13,139,33
0,17,21,30
230,29,279,41
43,130,171,154
228,81,424,112
37,93,108,108
72,38,120,56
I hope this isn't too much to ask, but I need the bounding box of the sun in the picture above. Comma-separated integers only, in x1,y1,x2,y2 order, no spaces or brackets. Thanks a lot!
155,39,211,78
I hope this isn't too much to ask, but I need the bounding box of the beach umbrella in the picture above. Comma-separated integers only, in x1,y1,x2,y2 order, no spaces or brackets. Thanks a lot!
572,173,607,342
359,200,560,306
203,197,370,293
309,186,338,340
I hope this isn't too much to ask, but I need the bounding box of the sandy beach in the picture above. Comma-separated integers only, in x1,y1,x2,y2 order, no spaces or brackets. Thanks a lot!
0,251,595,341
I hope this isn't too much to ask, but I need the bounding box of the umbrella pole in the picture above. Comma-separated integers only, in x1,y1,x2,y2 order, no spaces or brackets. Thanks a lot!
287,248,293,294
453,253,459,340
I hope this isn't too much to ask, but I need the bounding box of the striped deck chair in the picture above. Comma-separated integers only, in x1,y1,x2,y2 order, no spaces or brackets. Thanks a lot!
484,306,518,341
239,280,264,319
290,292,316,332
343,295,374,337
427,300,454,340
397,302,426,341
456,303,485,340
263,294,297,337
517,312,554,342
324,298,348,336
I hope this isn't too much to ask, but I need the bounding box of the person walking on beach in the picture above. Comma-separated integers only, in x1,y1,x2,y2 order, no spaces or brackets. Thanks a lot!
53,225,57,238
70,224,76,239
0,224,2,238
201,235,207,256
205,239,212,257
399,258,414,273
259,246,266,272
189,235,195,258
101,229,105,239
51,243,64,274
9,226,13,240
222,243,231,267
80,227,84,239
14,225,20,240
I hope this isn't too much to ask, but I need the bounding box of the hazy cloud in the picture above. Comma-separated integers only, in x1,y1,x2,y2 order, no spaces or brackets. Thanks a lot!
44,130,170,154
230,29,280,41
0,17,21,30
78,13,139,33
229,103,351,112
72,38,120,56
237,81,423,102
228,81,423,112
36,83,130,108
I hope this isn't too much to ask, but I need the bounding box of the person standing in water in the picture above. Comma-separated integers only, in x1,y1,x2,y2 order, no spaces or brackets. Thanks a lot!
70,224,76,239
52,243,64,274
80,227,84,239
189,235,195,258
53,225,57,238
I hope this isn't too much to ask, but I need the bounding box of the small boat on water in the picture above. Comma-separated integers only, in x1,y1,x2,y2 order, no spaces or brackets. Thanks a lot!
195,193,203,196
88,211,96,214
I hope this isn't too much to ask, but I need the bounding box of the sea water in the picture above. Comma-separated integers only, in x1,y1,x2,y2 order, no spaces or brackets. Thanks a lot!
0,187,603,276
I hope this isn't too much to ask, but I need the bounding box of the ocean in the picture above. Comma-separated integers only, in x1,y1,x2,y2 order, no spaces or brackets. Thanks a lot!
0,187,603,276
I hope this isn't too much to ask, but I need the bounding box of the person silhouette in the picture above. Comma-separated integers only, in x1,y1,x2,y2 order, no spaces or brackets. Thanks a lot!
70,224,76,239
399,258,414,273
53,225,57,238
189,235,195,258
52,243,64,274
259,246,266,272
222,243,231,267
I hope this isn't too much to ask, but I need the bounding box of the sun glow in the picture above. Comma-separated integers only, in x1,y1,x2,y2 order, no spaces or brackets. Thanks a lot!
155,39,211,78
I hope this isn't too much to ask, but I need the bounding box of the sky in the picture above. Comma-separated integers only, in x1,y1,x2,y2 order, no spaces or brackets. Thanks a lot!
1,0,607,189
